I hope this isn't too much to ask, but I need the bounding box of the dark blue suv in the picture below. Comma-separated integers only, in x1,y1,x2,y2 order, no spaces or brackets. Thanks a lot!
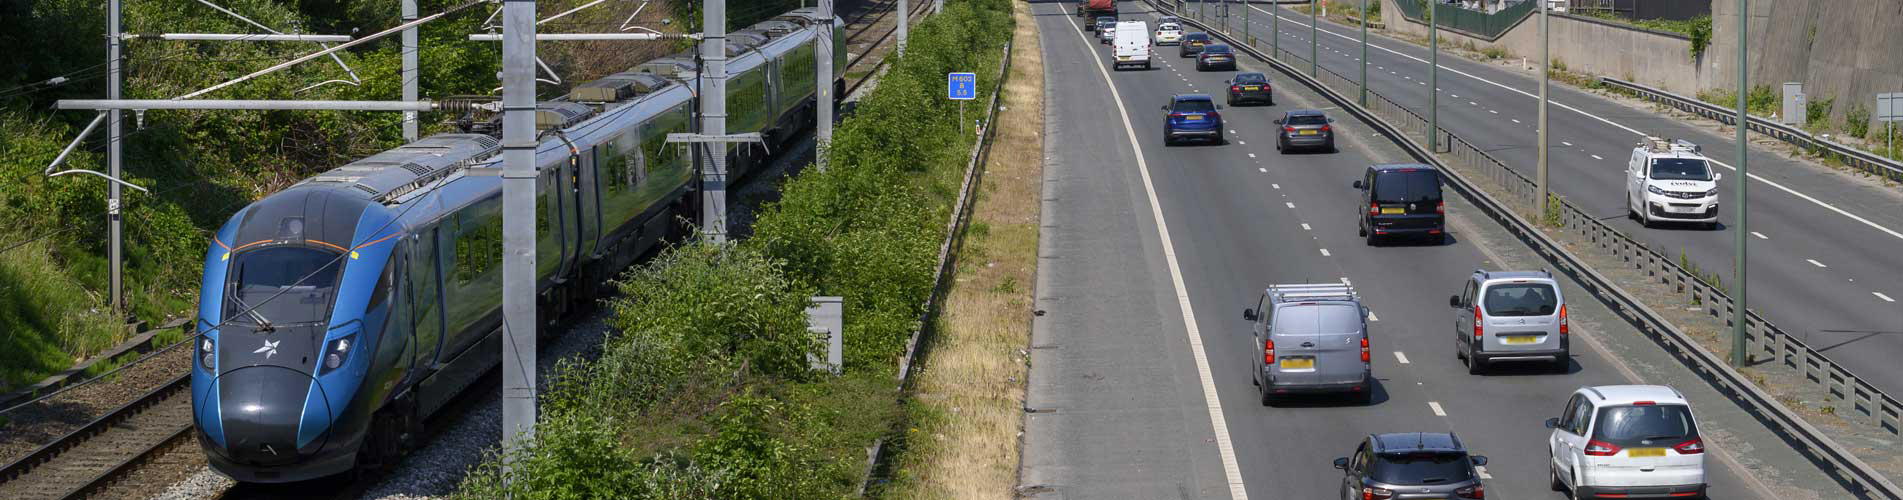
1162,94,1224,146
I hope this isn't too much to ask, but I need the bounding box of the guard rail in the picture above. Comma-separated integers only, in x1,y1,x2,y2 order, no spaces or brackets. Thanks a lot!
1155,2,1902,497
1600,76,1903,184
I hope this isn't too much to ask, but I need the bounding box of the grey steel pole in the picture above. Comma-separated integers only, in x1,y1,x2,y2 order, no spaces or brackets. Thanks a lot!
818,0,834,170
897,0,908,56
108,0,123,315
1310,0,1318,76
1243,0,1250,46
1731,0,1749,367
702,0,729,243
1359,0,1367,105
499,0,537,463
1272,1,1279,57
1537,0,1549,217
402,0,418,141
1429,1,1438,152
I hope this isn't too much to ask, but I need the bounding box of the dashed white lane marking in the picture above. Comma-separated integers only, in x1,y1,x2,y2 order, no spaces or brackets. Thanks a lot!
1285,202,1296,208
1469,101,1478,106
1563,141,1573,146
1752,231,1768,239
1238,140,1247,145
1591,154,1604,160
1394,351,1409,364
1302,223,1311,230
1428,401,1447,417
1258,167,1268,172
1063,15,1249,499
1451,94,1459,98
1368,311,1379,321
1319,248,1331,256
1807,259,1827,268
1878,292,1896,303
1273,183,1281,189
1249,153,1258,158
1512,118,1521,123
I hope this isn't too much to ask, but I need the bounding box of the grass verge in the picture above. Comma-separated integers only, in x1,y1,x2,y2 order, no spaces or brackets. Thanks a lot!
869,1,1043,498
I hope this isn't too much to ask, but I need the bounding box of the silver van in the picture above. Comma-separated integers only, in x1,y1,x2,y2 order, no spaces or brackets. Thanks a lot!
1243,284,1373,406
1450,270,1569,374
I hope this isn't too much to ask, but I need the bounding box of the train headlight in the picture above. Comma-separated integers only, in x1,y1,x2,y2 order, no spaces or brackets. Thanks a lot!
198,337,215,371
321,334,358,375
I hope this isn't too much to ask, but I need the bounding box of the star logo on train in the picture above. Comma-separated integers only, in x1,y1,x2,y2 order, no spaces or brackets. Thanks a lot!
254,339,279,359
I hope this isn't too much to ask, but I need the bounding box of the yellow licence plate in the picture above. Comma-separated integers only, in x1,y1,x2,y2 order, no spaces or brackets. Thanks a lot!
1380,207,1404,215
1503,335,1540,345
1627,448,1667,458
1242,86,1261,91
1185,115,1204,121
1119,56,1131,60
1279,358,1314,370
1300,130,1319,135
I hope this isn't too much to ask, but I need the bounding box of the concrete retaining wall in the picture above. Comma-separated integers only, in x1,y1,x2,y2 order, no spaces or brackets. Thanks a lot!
1378,0,1701,95
1707,0,1903,130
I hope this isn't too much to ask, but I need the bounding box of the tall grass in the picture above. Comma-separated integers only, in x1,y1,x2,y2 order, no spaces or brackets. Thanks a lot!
0,235,125,389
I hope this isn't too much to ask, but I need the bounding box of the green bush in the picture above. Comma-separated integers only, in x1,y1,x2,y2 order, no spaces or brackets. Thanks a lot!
1845,103,1872,138
1805,97,1834,132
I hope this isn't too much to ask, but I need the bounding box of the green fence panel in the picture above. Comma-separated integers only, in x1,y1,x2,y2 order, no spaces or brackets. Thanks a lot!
1394,0,1535,40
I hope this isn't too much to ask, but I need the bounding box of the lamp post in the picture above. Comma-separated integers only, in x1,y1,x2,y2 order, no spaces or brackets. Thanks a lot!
1537,0,1549,217
1428,0,1439,152
1359,0,1368,105
1731,0,1750,367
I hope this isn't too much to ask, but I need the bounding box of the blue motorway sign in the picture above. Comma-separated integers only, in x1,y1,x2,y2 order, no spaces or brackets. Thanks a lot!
948,72,977,101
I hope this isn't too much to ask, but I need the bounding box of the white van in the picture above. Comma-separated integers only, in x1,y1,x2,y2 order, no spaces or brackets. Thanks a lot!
1113,21,1150,70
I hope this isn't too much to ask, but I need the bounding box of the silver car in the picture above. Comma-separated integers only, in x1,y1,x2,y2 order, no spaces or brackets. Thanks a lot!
1244,283,1373,406
1450,270,1569,374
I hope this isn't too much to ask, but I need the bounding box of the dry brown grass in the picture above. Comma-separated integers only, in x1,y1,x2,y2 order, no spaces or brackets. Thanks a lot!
875,1,1043,499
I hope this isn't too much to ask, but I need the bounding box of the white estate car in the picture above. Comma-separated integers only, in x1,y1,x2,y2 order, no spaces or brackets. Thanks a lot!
1153,22,1184,45
1546,385,1707,499
1625,137,1720,229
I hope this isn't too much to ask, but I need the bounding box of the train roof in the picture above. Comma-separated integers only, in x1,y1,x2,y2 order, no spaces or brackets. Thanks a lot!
302,133,500,204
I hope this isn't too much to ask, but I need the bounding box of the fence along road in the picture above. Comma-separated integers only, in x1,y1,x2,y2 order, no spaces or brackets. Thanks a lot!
1223,2,1903,404
1015,2,1840,498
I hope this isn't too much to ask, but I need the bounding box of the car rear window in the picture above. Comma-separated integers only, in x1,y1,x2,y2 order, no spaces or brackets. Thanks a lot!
1159,23,1180,31
1592,404,1698,447
1286,114,1327,125
1371,170,1442,204
1186,33,1209,40
1233,73,1267,83
1370,452,1474,485
1482,283,1557,317
1203,45,1231,54
1172,99,1215,113
1271,303,1361,336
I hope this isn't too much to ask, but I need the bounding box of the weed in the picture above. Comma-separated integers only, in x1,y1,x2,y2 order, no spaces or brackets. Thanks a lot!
1845,103,1872,138
1481,47,1507,60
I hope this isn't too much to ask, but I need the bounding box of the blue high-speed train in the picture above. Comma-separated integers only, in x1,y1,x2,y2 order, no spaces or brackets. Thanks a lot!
191,8,845,482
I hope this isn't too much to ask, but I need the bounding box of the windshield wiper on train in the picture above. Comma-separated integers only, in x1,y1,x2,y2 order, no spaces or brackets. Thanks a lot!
228,294,276,332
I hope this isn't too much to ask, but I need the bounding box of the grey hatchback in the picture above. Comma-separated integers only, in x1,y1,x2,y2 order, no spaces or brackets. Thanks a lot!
1333,433,1488,500
1451,269,1569,374
1243,283,1372,406
1275,109,1335,153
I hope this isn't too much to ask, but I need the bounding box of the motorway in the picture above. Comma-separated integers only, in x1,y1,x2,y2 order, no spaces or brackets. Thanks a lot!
1018,1,1857,498
1197,2,1903,398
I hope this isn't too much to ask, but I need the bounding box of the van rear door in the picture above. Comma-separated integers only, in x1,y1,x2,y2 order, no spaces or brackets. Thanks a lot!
1269,303,1366,386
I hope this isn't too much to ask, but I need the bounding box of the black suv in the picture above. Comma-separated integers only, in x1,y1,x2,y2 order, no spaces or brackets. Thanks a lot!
1354,164,1446,245
1333,433,1488,500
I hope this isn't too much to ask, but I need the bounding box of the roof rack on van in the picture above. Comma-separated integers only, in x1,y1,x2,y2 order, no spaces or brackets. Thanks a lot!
1639,136,1702,155
1267,283,1358,304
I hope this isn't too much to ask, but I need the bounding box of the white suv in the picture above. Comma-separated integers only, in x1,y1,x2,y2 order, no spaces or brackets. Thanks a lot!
1625,137,1720,229
1546,385,1707,499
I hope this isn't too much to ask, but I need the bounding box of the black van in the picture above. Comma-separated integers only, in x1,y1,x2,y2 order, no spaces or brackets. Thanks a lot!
1354,164,1445,245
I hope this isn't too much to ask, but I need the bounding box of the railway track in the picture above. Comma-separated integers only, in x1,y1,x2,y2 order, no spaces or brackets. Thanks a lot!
0,4,929,500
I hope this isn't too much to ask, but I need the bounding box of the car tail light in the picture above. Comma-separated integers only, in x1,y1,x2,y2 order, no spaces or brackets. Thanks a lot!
1170,112,1185,119
1473,305,1483,339
1369,201,1380,216
1232,85,1241,92
1673,437,1705,454
1360,337,1370,362
1436,201,1445,214
1584,439,1621,456
1361,487,1393,500
1264,338,1275,364
1319,124,1331,132
1558,304,1569,335
1286,126,1298,133
1456,484,1485,499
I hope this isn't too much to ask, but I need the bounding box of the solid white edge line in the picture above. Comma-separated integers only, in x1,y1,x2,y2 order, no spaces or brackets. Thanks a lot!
1428,401,1447,417
1062,11,1250,500
1252,4,1903,243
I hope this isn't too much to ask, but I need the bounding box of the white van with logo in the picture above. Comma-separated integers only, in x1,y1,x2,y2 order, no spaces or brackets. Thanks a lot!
1113,21,1151,70
1626,137,1720,229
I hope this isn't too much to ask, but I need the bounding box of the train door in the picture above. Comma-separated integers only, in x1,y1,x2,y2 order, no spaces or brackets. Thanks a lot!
408,226,445,369
576,146,602,261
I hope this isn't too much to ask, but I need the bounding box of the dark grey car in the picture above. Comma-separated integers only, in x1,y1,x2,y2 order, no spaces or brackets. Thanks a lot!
1225,72,1273,106
1333,433,1488,500
1276,109,1336,153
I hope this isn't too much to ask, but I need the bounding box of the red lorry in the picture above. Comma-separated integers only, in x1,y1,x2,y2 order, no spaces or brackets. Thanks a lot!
1075,0,1117,18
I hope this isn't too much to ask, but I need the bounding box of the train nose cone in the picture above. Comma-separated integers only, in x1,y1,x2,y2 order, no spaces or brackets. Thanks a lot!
215,365,332,466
